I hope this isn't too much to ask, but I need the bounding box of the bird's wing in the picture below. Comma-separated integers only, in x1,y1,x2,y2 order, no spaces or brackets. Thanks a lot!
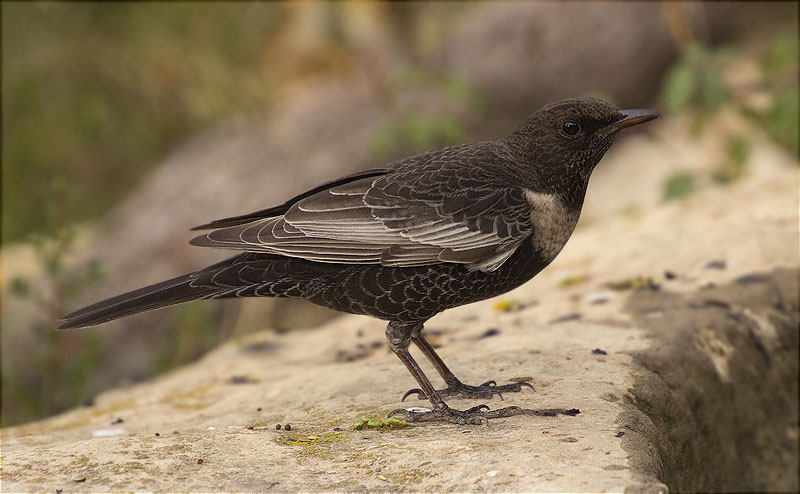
190,161,533,272
190,168,389,230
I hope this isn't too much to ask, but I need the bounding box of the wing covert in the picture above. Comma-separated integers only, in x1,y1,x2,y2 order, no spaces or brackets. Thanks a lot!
190,149,534,271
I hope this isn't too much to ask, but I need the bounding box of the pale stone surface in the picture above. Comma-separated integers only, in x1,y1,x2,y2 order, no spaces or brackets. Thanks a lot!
2,124,797,492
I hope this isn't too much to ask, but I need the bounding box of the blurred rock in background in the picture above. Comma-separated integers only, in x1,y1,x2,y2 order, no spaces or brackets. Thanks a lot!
2,2,796,426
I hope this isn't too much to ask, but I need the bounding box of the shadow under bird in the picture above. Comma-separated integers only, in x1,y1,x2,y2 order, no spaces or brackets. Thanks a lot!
59,97,658,425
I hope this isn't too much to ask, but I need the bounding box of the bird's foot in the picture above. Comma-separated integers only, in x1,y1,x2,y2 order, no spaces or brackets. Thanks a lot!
401,379,534,401
388,404,580,425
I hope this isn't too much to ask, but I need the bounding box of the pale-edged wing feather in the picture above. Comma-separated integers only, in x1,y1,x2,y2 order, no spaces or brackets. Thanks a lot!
190,158,533,271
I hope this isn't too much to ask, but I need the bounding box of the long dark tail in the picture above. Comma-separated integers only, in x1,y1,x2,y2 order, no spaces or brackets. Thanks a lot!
57,271,219,330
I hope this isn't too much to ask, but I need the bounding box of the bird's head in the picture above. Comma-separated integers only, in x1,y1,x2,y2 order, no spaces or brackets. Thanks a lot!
507,96,658,190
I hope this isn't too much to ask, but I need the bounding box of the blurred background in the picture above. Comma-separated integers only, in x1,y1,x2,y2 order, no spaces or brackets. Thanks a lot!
2,2,796,427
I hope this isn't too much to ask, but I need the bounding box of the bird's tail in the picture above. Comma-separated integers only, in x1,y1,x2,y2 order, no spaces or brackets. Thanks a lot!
57,271,218,330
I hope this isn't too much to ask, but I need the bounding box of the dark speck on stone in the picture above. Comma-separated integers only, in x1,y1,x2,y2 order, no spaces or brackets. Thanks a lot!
704,260,727,270
664,271,677,280
549,313,582,324
228,375,255,384
735,274,766,285
480,328,501,339
703,299,730,310
257,407,262,412
591,348,607,355
285,424,292,431
276,424,281,430
615,431,625,437
111,417,124,425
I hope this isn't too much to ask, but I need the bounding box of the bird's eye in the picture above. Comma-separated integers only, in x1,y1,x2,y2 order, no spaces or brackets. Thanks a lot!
561,120,580,137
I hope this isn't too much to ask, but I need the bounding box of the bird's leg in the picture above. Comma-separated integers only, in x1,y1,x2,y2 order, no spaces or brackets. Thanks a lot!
385,322,579,425
400,327,534,401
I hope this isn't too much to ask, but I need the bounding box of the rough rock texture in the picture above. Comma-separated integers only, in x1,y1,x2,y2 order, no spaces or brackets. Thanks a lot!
623,269,798,492
3,123,797,492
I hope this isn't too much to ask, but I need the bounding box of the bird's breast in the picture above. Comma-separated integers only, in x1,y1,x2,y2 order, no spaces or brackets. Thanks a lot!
522,189,581,265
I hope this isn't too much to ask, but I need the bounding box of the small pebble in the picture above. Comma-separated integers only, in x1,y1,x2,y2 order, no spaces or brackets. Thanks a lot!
154,432,160,437
56,489,63,493
591,348,607,355
587,291,614,304
704,259,726,270
257,407,262,412
111,417,124,425
461,430,472,434
207,426,216,431
664,270,677,280
333,427,342,432
487,470,499,477
276,424,282,430
71,473,86,482
615,431,625,438
91,428,128,438
377,475,388,481
735,274,765,285
285,424,292,431
479,328,500,339
548,313,582,324
196,458,204,464
172,431,179,435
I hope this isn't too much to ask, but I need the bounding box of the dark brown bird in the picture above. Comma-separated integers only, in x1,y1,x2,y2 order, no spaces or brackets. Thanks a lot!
59,97,657,424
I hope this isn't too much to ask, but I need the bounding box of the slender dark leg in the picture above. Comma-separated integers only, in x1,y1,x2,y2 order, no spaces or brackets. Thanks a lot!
385,321,580,425
400,326,534,401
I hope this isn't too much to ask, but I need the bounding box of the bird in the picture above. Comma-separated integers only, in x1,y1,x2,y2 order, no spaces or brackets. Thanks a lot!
59,96,658,425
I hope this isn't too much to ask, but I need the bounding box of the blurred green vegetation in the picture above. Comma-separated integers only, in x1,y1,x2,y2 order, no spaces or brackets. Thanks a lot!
370,67,487,159
757,34,799,155
660,34,797,155
663,171,695,201
4,226,105,426
659,32,797,200
2,2,285,244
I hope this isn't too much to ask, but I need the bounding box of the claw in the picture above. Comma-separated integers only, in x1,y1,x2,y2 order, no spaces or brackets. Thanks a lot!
388,407,409,419
465,404,491,413
400,378,536,402
401,388,425,402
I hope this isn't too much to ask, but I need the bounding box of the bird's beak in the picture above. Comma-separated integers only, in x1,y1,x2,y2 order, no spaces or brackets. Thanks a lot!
603,109,659,134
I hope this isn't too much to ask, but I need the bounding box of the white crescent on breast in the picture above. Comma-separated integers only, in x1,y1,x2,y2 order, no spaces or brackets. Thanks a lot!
523,189,580,264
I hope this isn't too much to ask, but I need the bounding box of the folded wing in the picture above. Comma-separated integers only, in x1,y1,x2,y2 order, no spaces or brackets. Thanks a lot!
190,169,532,272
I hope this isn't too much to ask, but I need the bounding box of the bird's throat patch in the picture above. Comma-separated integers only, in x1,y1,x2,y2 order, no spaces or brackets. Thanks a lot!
522,190,580,264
